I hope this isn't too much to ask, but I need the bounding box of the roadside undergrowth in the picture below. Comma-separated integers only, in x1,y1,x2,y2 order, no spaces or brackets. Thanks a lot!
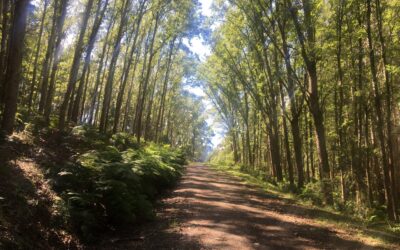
0,125,187,248
208,163,400,247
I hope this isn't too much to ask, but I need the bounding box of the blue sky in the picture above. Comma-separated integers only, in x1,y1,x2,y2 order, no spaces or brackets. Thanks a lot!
183,0,226,148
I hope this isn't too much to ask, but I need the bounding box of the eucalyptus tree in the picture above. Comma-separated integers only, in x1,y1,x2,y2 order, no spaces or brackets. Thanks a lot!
0,0,30,134
0,0,211,159
204,0,400,220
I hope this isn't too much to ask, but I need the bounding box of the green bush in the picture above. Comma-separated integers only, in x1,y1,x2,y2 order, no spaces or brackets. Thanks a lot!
66,191,105,241
50,128,186,242
111,132,140,151
299,181,323,206
367,206,387,224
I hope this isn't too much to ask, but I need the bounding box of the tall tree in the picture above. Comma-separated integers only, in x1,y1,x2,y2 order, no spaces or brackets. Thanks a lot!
288,0,333,204
1,0,30,135
58,0,96,130
99,0,130,132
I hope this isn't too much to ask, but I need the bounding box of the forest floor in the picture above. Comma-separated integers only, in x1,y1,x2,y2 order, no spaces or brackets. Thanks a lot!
100,164,400,250
0,132,82,249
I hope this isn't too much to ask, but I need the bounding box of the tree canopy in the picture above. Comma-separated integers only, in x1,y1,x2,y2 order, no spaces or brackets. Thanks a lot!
203,0,400,221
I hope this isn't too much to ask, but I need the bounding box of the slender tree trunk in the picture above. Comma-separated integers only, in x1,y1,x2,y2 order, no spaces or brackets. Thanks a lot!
155,38,176,141
335,0,347,202
309,113,315,180
289,0,333,204
122,44,141,132
88,18,114,125
43,0,68,124
375,0,399,220
244,93,252,166
135,12,160,142
27,0,48,113
278,17,304,188
113,8,144,133
366,0,396,220
99,0,129,132
38,0,59,113
280,83,294,190
79,64,90,122
58,0,95,130
132,33,150,134
144,55,163,140
70,0,110,125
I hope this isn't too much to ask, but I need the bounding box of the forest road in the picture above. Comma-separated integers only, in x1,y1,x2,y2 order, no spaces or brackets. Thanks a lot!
103,164,391,250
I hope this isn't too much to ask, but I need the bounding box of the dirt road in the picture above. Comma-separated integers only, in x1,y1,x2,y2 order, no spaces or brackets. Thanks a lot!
105,164,395,249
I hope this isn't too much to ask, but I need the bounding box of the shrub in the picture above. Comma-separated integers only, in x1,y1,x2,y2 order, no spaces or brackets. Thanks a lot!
367,206,387,225
299,181,323,206
66,191,105,241
50,130,186,242
111,132,139,151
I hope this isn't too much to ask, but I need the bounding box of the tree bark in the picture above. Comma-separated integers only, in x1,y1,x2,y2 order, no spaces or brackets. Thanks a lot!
43,0,68,125
27,0,48,114
289,0,333,204
88,17,114,125
38,0,59,113
366,0,396,221
113,5,145,133
58,0,95,130
70,0,109,125
99,0,129,132
1,0,30,135
0,0,10,108
134,12,160,142
155,37,176,142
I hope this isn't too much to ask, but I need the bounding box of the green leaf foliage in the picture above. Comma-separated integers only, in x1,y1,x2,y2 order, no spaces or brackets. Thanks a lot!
50,127,186,242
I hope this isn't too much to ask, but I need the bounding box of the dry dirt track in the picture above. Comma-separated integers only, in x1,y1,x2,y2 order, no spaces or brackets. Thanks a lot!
104,164,394,250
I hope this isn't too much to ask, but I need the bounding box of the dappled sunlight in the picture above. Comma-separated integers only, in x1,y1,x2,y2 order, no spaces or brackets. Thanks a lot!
1,0,400,247
146,165,385,250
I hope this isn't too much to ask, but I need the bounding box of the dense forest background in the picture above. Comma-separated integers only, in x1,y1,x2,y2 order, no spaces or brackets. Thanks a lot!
204,0,400,222
0,0,213,160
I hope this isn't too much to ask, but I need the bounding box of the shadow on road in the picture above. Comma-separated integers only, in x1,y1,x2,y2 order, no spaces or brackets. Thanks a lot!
105,164,398,250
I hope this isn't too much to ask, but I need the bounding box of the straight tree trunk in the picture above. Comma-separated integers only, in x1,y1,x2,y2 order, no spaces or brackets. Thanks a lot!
79,64,90,122
134,12,160,142
0,0,10,107
375,0,399,220
279,21,304,188
38,0,59,113
70,0,109,125
1,0,30,135
113,6,144,133
27,0,48,113
289,0,333,204
366,0,396,221
99,0,129,132
122,44,141,132
335,0,347,202
58,0,95,130
280,82,294,190
88,17,114,125
144,56,162,140
43,0,68,124
155,38,176,141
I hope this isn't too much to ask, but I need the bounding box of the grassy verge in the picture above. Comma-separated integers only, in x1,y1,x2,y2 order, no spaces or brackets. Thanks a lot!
208,163,400,247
